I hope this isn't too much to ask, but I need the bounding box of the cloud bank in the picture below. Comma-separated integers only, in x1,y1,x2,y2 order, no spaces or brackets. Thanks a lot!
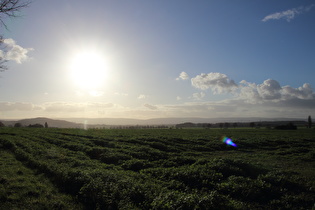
174,71,315,117
262,4,315,22
1,72,314,119
0,38,33,63
183,72,314,104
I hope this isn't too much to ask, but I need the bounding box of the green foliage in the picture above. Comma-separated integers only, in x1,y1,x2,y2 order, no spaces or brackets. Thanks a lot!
0,127,314,209
0,149,83,209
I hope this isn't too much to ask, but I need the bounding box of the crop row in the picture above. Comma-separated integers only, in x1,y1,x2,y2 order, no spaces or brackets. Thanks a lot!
0,128,314,209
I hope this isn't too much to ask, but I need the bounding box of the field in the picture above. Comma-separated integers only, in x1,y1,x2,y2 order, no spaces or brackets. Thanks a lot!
0,127,314,209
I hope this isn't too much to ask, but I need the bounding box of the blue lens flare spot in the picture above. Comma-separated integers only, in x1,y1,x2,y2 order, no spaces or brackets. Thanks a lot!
222,136,237,147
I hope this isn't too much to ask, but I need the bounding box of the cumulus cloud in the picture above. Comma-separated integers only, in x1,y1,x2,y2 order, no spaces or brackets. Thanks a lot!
0,38,33,63
191,72,238,93
176,71,189,80
239,79,314,104
285,82,311,100
262,4,315,22
238,80,260,104
281,83,313,100
189,73,309,104
257,79,282,100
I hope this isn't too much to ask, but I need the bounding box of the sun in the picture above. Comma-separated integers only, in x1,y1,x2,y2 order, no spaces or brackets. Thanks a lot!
69,51,108,89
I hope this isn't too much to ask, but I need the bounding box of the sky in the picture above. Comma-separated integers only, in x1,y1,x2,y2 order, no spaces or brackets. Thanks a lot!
0,0,315,120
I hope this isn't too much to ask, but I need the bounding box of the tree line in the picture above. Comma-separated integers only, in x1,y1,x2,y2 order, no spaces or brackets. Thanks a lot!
175,116,313,129
0,122,48,128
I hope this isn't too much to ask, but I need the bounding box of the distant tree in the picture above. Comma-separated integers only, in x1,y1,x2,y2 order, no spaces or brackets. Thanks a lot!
308,115,312,128
45,122,48,128
0,121,5,127
233,123,238,128
175,122,195,128
219,123,223,129
14,122,22,127
275,122,297,130
0,0,31,28
224,122,230,129
28,123,44,128
249,122,255,128
0,0,31,71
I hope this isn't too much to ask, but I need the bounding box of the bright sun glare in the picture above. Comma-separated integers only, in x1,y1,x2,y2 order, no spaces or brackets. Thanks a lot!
69,51,108,90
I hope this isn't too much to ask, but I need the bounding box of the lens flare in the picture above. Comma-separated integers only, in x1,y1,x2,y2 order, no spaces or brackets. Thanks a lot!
222,136,237,147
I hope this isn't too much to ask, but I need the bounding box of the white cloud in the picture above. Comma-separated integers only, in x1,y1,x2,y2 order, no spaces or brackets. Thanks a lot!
262,4,315,22
257,79,282,100
0,102,41,111
114,92,128,96
238,80,260,104
191,72,238,93
44,102,86,113
238,79,314,104
144,103,158,110
1,95,315,120
138,94,147,99
1,72,314,119
176,71,189,80
87,103,114,109
0,38,33,63
176,96,182,101
89,90,104,97
281,83,313,100
192,92,206,100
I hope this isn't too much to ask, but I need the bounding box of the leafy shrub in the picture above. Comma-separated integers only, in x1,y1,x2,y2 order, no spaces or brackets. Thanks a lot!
122,159,152,171
148,142,168,151
218,175,275,203
86,147,108,159
0,138,15,150
100,152,131,164
1,128,314,209
142,165,223,190
91,139,116,148
210,159,249,178
168,156,196,166
127,146,166,161
152,190,229,209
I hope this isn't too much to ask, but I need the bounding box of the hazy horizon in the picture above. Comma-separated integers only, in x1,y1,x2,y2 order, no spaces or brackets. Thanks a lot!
1,116,307,124
1,1,315,120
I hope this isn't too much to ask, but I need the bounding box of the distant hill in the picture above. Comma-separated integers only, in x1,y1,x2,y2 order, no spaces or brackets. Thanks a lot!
61,117,306,126
0,117,307,128
1,117,83,128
